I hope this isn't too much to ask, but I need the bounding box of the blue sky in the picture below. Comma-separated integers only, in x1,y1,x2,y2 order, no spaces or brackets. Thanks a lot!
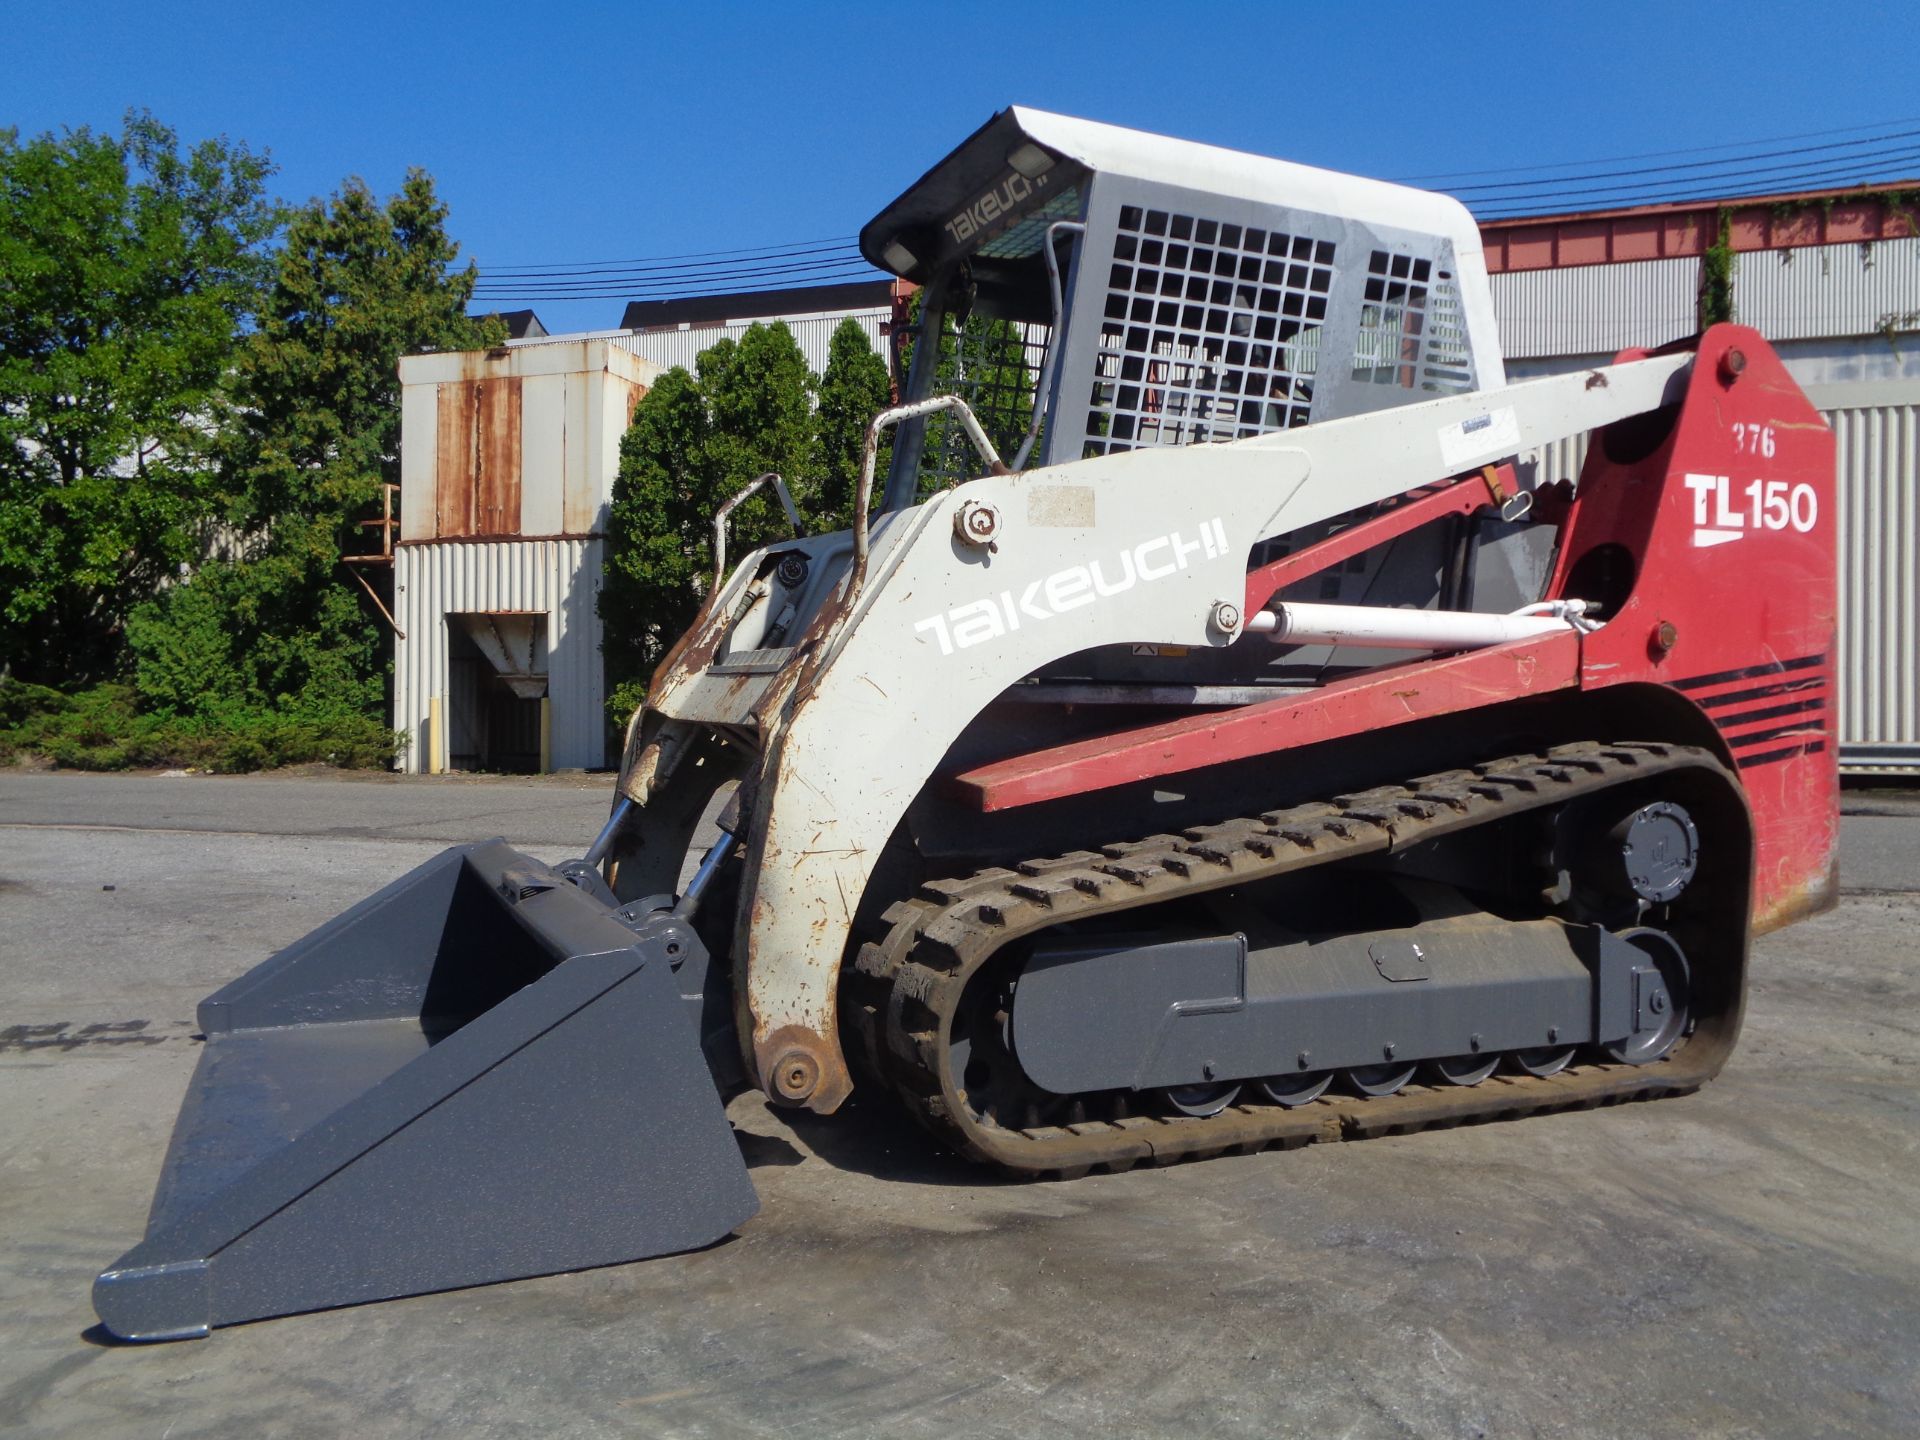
11,1,1919,333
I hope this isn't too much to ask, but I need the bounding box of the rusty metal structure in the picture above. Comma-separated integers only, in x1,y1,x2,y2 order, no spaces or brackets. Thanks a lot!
96,109,1838,1341
391,339,658,773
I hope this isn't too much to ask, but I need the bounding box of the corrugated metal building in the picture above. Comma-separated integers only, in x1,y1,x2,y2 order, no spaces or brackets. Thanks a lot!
1482,189,1920,774
393,338,660,773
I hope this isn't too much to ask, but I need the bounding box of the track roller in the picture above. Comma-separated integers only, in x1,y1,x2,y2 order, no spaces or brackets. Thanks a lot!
1258,1071,1333,1107
1344,1062,1418,1097
1425,1054,1500,1086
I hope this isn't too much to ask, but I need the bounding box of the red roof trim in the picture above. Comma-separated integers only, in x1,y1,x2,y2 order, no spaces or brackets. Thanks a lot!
1477,182,1920,273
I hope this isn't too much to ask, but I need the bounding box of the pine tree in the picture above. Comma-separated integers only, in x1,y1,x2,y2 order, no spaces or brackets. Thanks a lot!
600,321,818,705
810,316,892,531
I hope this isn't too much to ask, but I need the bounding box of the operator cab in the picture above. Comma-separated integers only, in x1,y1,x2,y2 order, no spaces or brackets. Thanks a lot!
860,106,1507,512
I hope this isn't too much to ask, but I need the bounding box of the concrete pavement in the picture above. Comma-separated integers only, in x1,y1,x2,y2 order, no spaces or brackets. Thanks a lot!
2,768,1916,1438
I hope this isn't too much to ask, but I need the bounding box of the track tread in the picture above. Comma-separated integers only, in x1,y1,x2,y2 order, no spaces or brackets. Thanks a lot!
846,743,1745,1175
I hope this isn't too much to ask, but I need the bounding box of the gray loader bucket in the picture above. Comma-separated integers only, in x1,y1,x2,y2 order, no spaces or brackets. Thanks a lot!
93,840,758,1341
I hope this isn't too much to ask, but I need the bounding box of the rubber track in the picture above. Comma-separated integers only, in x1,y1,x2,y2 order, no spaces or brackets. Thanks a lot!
847,741,1744,1177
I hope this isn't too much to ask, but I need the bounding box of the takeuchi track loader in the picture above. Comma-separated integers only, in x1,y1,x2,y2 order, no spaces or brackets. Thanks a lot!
94,108,1838,1340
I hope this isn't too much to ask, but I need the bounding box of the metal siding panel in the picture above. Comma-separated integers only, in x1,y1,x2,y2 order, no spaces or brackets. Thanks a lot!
1734,237,1920,344
1530,430,1591,489
392,547,417,771
1492,238,1920,364
1491,257,1700,360
562,368,596,534
399,384,437,542
393,538,607,773
519,373,566,535
434,382,478,536
1828,399,1919,770
475,377,523,535
556,540,583,769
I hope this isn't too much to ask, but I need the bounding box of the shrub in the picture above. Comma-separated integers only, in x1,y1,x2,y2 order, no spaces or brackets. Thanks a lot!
0,680,400,773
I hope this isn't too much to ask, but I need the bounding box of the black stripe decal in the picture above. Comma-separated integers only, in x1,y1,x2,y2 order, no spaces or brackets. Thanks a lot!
1716,697,1826,729
1674,653,1826,692
1737,739,1828,769
1729,720,1828,749
1698,675,1826,710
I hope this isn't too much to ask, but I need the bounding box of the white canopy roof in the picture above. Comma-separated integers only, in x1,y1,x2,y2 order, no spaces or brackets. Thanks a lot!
1007,107,1485,261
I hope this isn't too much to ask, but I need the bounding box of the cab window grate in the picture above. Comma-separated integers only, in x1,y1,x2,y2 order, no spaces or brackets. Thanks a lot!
1084,207,1333,457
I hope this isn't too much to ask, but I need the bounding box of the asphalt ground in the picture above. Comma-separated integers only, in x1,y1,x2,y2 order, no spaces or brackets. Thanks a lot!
2,768,1916,1439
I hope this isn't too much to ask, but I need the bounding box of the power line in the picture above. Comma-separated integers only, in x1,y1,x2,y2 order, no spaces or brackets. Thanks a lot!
475,235,860,272
475,281,885,303
472,264,887,302
1391,116,1920,183
478,240,862,281
472,119,1920,305
471,257,886,300
1444,128,1920,195
1472,157,1920,218
471,256,876,295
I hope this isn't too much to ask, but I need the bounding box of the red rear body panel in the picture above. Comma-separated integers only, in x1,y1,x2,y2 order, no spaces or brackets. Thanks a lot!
1551,326,1838,926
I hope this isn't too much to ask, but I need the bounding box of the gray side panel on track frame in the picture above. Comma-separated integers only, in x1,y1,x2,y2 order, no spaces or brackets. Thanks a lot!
1011,905,1653,1094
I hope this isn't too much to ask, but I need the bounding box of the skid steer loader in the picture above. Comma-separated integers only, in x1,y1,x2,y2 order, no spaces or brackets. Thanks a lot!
94,108,1838,1340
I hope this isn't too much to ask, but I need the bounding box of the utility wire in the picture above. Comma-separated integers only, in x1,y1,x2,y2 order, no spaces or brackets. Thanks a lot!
473,267,887,303
1466,164,1920,218
1392,116,1920,183
1444,128,1920,194
476,235,859,271
471,254,880,296
471,119,1920,302
1472,154,1920,218
475,279,885,303
472,263,886,302
479,240,862,280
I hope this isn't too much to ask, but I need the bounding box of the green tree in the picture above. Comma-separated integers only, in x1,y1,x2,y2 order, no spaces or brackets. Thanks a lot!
811,316,892,531
128,171,502,724
601,321,819,703
0,111,277,683
890,291,1038,498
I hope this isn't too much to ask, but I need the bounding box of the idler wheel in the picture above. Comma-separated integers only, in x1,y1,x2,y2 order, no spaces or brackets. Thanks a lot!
1602,927,1691,1065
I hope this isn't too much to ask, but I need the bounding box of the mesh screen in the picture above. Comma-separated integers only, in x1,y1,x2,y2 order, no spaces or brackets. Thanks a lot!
916,317,1052,493
1352,250,1473,394
1420,271,1474,393
1083,205,1335,457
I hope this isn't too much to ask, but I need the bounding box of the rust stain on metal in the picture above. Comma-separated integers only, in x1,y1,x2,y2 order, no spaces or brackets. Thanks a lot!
753,1024,850,1111
477,376,522,534
434,376,522,537
434,381,477,535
